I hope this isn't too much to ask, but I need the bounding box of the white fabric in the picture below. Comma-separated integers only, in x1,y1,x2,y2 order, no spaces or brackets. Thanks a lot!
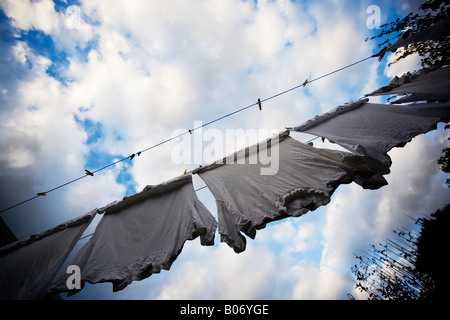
367,66,450,102
0,210,96,300
194,131,385,253
48,174,217,294
294,99,450,169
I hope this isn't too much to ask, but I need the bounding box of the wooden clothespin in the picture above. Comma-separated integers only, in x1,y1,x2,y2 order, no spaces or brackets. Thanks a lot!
85,169,94,177
302,79,309,87
37,192,47,197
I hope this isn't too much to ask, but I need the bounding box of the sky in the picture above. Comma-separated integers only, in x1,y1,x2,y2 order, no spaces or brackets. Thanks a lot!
0,0,449,300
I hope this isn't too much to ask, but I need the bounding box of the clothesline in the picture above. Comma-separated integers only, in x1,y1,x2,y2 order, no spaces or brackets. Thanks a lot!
0,55,373,215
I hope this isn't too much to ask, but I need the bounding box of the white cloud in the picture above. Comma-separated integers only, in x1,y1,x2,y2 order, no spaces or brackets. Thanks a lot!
260,219,318,254
65,167,127,215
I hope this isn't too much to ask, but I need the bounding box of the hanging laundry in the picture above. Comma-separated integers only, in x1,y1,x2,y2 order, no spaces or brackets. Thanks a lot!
372,17,450,61
193,131,386,253
366,66,450,103
294,99,450,172
48,174,217,295
0,210,96,300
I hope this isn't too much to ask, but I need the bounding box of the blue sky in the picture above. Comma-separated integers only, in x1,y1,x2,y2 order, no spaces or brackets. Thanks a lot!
1,0,449,300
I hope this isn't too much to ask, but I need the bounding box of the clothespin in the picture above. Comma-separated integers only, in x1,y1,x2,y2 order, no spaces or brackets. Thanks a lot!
136,151,142,157
257,98,262,110
285,127,293,131
129,153,136,161
302,79,309,87
188,129,192,134
183,169,187,175
85,169,94,177
37,192,47,197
